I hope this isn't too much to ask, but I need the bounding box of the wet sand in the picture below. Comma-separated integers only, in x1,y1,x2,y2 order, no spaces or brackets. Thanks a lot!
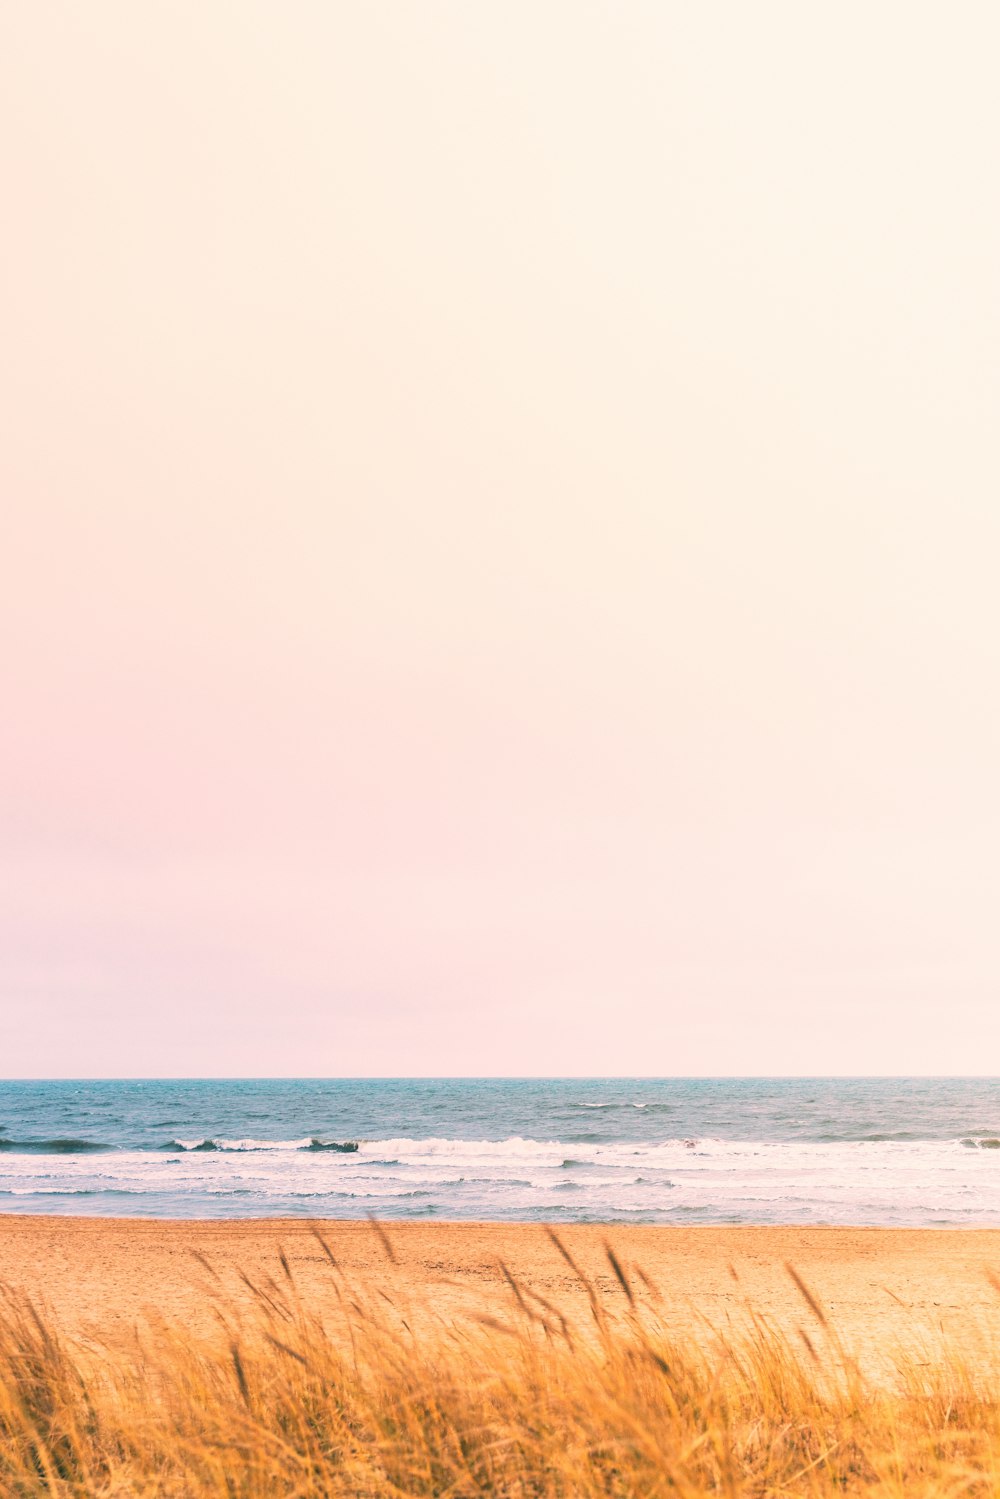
2,1219,999,1370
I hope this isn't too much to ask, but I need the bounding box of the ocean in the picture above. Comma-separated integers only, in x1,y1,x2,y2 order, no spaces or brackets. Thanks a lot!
1,1077,998,1225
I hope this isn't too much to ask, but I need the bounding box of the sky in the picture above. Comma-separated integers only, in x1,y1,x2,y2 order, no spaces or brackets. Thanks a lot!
2,4,999,1077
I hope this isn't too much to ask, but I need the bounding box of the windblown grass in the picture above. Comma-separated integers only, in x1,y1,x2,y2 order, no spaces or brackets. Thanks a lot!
1,1227,1000,1496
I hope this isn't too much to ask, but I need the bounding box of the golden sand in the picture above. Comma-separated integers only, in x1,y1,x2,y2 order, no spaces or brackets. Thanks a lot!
3,1218,999,1369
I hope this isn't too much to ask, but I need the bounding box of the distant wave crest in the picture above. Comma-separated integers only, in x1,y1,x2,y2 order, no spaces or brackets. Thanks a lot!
0,1137,114,1155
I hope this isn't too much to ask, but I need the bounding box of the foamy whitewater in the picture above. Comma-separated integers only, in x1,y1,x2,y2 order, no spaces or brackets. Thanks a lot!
1,1078,999,1224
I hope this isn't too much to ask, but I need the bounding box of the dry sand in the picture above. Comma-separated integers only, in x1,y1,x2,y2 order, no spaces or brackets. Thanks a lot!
2,1219,1000,1373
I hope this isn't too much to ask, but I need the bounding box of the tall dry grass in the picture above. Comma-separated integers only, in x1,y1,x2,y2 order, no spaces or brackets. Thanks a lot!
1,1227,999,1496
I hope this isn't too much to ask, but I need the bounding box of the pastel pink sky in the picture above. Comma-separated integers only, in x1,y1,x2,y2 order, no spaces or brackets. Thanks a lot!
3,5,999,1077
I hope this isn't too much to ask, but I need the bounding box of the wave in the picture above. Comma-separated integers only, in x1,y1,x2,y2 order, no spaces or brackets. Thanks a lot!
361,1134,1000,1164
567,1101,675,1112
162,1137,359,1153
5,1130,999,1163
3,1133,999,1227
815,1130,946,1143
0,1137,114,1154
0,1186,140,1196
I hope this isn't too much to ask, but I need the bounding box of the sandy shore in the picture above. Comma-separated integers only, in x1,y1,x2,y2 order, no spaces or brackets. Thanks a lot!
2,1219,1000,1370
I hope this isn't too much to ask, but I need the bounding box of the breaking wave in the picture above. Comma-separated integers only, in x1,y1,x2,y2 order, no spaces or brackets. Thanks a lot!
163,1138,359,1153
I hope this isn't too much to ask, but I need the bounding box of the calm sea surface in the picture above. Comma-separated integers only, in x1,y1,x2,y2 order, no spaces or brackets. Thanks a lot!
1,1078,999,1224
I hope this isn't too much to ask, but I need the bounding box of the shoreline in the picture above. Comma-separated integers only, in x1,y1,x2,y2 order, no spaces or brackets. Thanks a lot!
3,1218,1000,1370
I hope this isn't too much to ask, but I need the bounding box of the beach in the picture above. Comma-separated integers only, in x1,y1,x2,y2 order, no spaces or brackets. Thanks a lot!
4,1218,1000,1492
3,1217,1000,1371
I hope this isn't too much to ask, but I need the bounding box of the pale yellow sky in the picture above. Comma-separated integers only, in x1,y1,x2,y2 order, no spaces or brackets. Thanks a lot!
2,4,998,1075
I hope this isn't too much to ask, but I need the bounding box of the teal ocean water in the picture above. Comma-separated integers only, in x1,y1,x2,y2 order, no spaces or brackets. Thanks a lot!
1,1078,999,1224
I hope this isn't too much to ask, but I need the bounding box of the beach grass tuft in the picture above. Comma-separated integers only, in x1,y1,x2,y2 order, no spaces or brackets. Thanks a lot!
1,1238,1000,1495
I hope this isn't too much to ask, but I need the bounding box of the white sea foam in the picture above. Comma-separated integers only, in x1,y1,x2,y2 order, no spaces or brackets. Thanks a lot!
2,1132,999,1224
359,1136,562,1159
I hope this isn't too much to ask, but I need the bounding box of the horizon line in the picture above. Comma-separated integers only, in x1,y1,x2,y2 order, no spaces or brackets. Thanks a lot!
2,1074,998,1084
